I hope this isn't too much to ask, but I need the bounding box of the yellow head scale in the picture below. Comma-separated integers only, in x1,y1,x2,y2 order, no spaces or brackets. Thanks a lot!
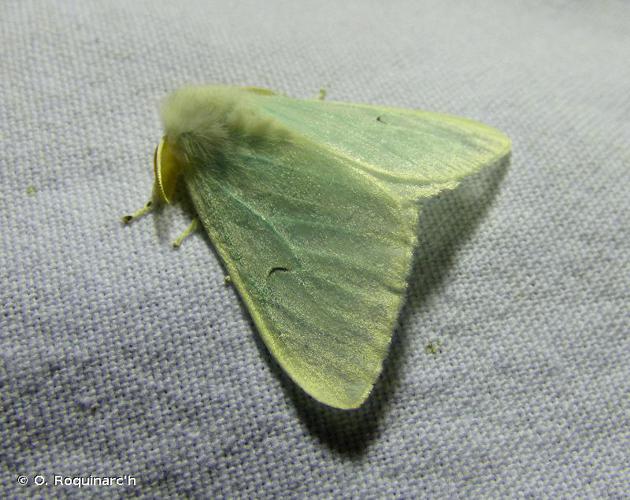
153,136,180,204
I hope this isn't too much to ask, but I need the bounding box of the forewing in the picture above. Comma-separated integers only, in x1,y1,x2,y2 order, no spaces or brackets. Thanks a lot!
182,89,510,408
253,94,511,199
184,136,418,409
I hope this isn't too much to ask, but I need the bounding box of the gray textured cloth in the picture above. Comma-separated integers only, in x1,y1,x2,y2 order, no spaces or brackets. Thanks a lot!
1,1,628,498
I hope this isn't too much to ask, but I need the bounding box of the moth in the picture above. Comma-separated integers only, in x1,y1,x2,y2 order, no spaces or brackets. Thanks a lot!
124,86,511,409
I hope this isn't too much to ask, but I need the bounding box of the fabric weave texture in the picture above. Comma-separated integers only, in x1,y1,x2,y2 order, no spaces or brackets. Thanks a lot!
1,1,628,498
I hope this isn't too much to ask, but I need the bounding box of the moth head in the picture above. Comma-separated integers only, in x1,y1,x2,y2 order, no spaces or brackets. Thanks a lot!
153,136,181,204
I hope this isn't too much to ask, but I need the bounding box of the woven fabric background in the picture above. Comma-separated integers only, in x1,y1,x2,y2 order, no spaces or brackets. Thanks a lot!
1,1,628,498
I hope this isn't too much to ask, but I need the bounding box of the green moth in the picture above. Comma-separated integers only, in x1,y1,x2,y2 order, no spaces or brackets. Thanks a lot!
124,86,510,409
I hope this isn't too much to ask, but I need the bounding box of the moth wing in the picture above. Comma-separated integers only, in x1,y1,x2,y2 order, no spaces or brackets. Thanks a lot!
184,91,510,409
185,134,420,409
252,93,511,199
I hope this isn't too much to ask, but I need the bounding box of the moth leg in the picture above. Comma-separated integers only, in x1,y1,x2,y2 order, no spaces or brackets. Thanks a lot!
172,218,199,248
121,200,154,224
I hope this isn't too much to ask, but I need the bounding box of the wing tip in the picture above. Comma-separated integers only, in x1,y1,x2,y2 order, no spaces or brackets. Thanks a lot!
307,380,375,410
